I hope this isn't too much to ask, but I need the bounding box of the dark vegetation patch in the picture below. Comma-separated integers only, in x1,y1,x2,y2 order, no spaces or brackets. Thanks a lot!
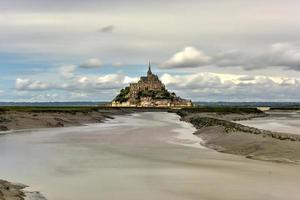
138,89,175,100
182,107,263,114
176,107,263,117
0,106,264,115
0,106,173,114
0,108,7,113
0,106,101,113
113,87,130,103
270,107,300,110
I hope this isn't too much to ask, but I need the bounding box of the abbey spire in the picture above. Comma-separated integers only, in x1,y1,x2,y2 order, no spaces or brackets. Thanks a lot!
147,61,152,76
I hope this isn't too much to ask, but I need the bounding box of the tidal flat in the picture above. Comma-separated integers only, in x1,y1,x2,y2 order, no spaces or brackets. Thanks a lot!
0,112,300,200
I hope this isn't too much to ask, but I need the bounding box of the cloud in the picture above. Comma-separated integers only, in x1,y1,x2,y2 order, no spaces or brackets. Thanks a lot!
11,64,300,101
99,25,115,33
268,43,300,70
112,62,123,67
124,76,139,84
160,47,211,68
218,43,300,71
238,75,255,81
79,58,102,69
15,65,139,95
15,78,50,91
58,65,77,78
160,72,300,101
159,43,300,71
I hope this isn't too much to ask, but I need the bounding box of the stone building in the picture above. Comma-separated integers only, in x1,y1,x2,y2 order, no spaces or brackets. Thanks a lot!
111,62,193,107
129,62,165,98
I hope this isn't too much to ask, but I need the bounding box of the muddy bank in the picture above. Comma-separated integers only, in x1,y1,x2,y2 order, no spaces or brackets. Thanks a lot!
0,180,46,200
0,108,128,132
0,107,170,132
0,180,26,200
178,110,300,163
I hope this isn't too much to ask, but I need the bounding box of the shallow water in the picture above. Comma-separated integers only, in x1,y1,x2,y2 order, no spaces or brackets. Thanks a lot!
239,111,300,135
0,112,300,200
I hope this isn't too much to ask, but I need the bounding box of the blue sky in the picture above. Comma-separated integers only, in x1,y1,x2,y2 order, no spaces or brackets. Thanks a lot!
1,0,300,102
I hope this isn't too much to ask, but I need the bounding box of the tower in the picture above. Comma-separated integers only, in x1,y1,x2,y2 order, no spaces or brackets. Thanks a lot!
147,61,152,76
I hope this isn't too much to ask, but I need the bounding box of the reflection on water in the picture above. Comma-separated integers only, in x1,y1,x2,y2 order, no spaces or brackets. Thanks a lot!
0,112,300,200
239,111,300,135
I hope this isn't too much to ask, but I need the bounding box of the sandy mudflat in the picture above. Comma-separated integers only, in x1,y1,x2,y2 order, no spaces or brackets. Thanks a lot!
0,179,26,200
180,111,300,163
239,110,300,135
0,109,133,131
0,112,300,200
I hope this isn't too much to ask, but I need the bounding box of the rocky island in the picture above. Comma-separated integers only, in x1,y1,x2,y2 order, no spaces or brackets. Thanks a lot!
111,62,193,107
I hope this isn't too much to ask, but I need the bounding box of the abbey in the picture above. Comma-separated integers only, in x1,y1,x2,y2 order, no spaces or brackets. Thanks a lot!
111,62,193,107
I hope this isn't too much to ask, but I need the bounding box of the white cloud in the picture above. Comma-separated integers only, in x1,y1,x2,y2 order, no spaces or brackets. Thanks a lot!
96,74,123,84
59,65,77,78
112,62,123,67
79,58,103,69
160,72,300,101
124,76,139,84
160,47,211,68
159,43,300,71
11,66,300,101
15,64,139,96
15,78,49,91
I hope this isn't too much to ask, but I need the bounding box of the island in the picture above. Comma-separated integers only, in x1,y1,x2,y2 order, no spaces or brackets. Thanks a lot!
111,62,193,107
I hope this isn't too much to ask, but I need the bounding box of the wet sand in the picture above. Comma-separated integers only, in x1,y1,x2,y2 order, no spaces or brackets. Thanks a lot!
0,109,133,131
0,112,300,200
239,110,300,135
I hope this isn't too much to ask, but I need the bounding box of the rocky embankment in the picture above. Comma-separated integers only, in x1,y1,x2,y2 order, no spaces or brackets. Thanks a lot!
177,108,300,164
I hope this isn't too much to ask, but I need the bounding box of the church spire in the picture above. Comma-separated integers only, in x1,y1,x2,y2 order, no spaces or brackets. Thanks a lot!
147,61,152,76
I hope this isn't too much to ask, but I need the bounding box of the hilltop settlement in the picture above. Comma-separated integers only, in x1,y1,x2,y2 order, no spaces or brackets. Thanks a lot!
111,62,193,107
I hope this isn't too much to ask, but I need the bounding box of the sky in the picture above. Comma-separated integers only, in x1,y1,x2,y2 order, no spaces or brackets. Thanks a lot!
1,0,300,102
